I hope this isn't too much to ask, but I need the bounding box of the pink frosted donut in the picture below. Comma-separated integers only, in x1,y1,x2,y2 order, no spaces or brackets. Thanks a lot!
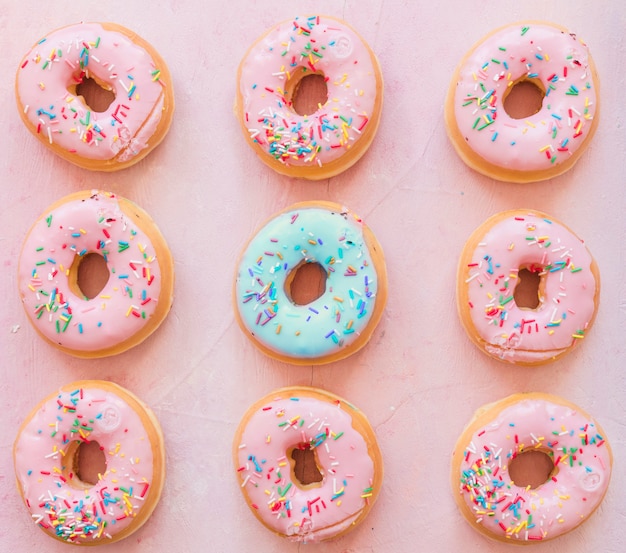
451,393,612,543
235,15,384,179
16,22,175,171
457,210,600,365
13,380,166,545
445,21,599,182
233,387,383,542
17,190,174,358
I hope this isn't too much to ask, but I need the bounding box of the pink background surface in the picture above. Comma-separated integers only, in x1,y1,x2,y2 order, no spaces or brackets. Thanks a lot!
1,1,625,551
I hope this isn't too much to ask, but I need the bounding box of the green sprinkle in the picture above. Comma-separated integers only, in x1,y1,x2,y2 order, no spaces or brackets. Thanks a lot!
476,120,495,131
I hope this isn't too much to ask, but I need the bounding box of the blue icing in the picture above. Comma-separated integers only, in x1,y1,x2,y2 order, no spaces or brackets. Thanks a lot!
235,206,379,360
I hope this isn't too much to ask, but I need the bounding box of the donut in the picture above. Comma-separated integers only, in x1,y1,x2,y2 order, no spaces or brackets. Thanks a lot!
17,190,175,358
233,386,383,542
235,15,384,180
451,393,612,543
445,21,599,182
456,209,599,365
233,201,387,365
16,22,175,171
13,380,166,545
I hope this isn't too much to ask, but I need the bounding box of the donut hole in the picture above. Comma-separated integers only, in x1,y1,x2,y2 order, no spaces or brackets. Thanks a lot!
508,449,556,489
285,261,327,305
290,443,323,487
69,252,110,300
73,74,116,112
503,78,545,119
513,266,543,310
286,67,328,116
63,440,107,488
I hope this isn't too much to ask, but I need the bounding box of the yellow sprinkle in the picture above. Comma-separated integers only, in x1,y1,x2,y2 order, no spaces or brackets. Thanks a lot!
275,325,282,335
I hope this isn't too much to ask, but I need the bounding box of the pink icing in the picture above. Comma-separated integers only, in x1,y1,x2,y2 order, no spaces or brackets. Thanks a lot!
451,22,596,171
234,391,379,542
13,383,160,543
238,15,380,169
18,191,165,354
16,22,168,164
454,396,611,542
461,211,597,363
